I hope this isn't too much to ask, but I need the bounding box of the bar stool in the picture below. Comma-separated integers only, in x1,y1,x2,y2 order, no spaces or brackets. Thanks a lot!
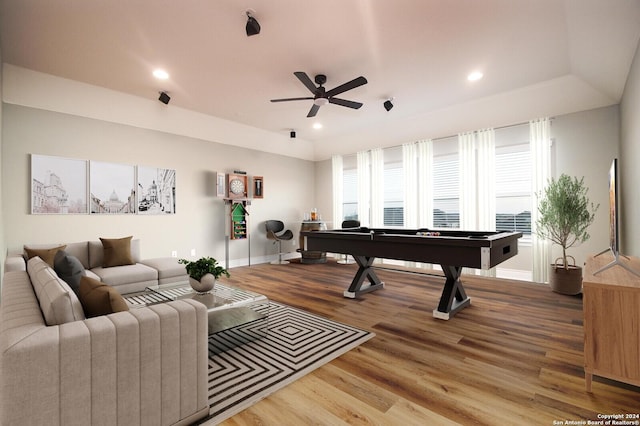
265,220,294,264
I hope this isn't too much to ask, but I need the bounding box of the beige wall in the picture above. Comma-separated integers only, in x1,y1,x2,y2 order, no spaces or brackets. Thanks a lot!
620,39,640,256
2,104,313,266
551,105,620,266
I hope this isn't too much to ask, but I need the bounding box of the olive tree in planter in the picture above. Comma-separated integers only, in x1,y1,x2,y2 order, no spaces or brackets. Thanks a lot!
536,174,599,295
178,257,230,293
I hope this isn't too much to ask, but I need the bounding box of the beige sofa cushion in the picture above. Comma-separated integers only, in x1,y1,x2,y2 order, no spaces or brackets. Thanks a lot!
26,256,86,326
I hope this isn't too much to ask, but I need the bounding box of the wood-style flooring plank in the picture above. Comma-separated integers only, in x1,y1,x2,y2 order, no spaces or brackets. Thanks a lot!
218,259,639,425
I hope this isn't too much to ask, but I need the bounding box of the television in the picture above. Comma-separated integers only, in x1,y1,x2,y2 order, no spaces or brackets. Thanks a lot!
608,158,620,256
594,158,639,276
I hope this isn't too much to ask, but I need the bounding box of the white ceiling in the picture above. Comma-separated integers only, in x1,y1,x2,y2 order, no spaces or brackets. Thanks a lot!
1,0,639,160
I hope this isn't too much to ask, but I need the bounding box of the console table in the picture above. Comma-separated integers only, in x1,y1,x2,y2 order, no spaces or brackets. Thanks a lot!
583,254,640,391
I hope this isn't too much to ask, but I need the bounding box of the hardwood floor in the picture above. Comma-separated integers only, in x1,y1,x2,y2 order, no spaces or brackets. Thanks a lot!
218,259,639,425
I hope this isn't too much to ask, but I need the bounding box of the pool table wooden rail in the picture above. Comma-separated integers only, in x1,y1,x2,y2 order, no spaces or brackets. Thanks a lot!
302,228,521,270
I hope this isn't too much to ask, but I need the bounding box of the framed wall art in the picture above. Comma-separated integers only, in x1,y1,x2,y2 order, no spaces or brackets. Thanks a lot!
216,172,226,198
31,154,88,214
90,161,136,214
137,166,176,214
253,176,264,198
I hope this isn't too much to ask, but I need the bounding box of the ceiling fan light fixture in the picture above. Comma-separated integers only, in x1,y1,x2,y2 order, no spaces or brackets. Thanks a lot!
314,98,329,106
245,11,261,36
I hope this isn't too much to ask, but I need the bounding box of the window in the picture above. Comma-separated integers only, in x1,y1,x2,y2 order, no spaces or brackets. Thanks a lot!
343,168,358,221
383,163,403,227
433,155,459,228
495,144,531,237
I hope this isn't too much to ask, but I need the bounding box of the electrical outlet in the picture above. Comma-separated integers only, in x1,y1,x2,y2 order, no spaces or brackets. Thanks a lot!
171,250,177,258
191,248,196,257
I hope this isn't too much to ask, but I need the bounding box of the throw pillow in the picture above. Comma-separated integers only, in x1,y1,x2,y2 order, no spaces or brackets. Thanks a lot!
99,236,134,268
27,256,86,325
78,276,129,318
53,250,86,296
25,245,67,268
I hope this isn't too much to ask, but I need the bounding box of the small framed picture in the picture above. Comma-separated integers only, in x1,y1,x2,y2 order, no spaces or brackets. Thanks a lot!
216,172,226,198
253,176,264,199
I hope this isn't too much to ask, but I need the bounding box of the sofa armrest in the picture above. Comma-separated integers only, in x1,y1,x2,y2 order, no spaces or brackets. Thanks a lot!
3,253,26,272
0,300,208,426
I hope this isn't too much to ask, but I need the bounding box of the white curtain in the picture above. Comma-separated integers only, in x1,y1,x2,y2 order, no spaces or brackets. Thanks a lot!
476,128,496,277
331,154,343,229
417,140,434,228
530,118,552,283
458,132,477,230
357,150,371,227
476,129,496,231
402,143,418,228
370,148,385,227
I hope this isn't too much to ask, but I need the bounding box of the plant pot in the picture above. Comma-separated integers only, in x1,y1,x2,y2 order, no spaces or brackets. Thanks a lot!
549,260,583,295
189,273,216,293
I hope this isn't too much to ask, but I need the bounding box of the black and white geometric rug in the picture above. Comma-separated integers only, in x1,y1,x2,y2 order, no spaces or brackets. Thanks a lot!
196,301,374,425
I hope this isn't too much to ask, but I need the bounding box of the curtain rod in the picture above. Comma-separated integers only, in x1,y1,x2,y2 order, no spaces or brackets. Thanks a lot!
430,117,554,142
345,117,555,156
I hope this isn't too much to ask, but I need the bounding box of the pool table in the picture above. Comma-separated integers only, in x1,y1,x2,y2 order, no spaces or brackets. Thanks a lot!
300,227,522,319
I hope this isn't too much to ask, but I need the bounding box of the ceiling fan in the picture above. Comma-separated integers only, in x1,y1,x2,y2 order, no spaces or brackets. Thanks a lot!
270,71,368,118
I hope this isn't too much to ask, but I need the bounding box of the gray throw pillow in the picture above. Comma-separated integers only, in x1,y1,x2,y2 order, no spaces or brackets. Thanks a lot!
54,250,86,296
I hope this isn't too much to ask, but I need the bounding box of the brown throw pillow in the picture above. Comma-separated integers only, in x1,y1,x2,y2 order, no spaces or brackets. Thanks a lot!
78,276,129,317
25,245,67,268
100,236,134,268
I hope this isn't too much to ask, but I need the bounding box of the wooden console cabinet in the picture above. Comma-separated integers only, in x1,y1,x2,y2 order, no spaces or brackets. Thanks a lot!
583,254,640,391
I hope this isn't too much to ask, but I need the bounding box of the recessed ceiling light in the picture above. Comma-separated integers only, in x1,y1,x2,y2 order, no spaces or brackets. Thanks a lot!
313,123,323,130
153,69,169,80
467,71,483,82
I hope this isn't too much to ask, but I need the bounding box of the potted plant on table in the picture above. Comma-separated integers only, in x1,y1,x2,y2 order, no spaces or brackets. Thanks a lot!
536,174,599,295
179,256,230,293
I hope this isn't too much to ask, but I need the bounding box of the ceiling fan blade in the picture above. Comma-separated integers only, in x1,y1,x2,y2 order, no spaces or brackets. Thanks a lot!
294,72,318,94
307,104,320,118
325,76,368,97
270,97,314,103
328,98,363,109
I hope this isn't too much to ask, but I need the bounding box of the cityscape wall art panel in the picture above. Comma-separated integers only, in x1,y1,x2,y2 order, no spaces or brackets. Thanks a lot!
90,161,136,214
31,154,88,214
137,166,176,214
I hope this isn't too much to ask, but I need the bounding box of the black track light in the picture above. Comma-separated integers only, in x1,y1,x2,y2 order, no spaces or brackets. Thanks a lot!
159,91,170,105
246,11,261,36
384,98,394,112
290,130,296,139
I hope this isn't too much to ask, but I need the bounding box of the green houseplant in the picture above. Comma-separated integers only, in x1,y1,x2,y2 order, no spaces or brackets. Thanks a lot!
179,257,230,293
536,174,598,294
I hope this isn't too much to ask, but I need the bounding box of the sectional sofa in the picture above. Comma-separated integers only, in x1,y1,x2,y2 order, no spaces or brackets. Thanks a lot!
0,238,210,425
4,238,188,293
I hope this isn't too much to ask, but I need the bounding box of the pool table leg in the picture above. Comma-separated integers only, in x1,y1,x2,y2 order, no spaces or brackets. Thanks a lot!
432,265,471,320
343,255,385,298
